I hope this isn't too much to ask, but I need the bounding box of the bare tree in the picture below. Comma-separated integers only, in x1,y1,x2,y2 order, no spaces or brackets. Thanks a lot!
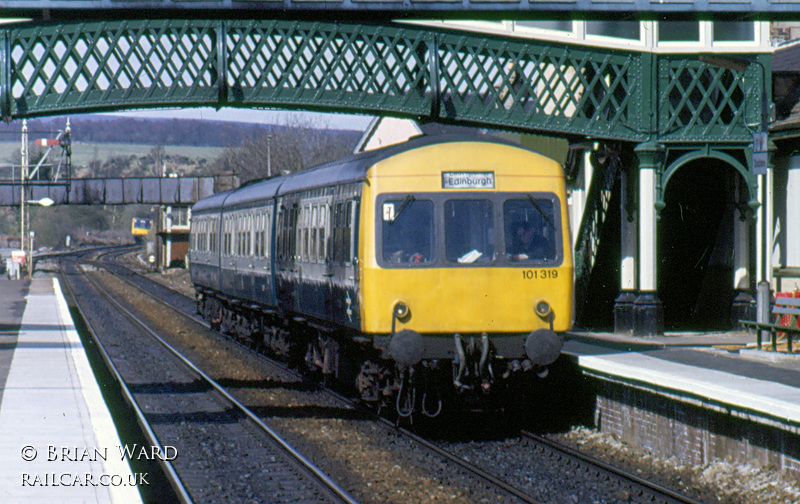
209,115,359,183
150,145,165,176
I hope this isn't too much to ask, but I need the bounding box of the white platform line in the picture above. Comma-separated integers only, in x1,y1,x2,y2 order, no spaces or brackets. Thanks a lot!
579,352,800,425
53,277,144,504
0,279,143,503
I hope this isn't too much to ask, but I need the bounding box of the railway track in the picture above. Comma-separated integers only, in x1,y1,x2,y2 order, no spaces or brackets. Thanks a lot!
87,251,542,503
58,254,359,504
521,432,704,504
440,433,709,504
77,250,712,504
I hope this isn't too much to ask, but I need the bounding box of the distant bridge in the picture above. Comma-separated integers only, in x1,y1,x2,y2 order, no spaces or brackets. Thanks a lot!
0,176,221,206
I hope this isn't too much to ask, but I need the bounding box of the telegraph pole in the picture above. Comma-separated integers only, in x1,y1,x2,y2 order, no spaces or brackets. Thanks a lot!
267,134,272,177
20,120,28,278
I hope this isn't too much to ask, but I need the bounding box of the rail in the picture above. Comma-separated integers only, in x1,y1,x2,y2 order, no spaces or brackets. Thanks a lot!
521,431,705,504
69,252,361,504
57,256,194,504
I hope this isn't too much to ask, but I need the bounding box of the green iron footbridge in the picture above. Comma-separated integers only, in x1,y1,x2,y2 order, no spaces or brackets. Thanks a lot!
1,19,766,146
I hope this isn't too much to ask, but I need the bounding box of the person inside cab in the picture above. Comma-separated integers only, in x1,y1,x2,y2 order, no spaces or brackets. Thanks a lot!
507,219,547,261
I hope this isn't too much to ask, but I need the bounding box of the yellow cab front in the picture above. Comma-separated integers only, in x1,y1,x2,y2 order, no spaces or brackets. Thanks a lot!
358,140,574,363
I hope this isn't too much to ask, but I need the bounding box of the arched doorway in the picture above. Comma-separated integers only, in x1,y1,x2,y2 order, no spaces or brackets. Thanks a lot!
658,158,751,331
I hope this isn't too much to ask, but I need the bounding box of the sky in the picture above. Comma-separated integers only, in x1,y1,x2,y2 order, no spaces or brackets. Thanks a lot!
105,107,374,132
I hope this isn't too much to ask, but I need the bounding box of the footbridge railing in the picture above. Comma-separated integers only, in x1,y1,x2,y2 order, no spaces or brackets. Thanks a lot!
0,19,767,144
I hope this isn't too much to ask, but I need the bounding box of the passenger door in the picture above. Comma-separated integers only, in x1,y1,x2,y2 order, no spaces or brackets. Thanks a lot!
327,188,361,330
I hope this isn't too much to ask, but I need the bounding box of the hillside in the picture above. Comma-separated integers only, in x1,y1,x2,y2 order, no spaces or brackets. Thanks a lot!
0,114,285,147
0,114,363,179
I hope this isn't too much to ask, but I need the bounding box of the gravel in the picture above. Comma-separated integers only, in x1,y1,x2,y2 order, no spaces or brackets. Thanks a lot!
553,426,800,504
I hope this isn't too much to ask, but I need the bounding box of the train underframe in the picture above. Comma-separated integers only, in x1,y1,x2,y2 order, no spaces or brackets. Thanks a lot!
197,291,559,419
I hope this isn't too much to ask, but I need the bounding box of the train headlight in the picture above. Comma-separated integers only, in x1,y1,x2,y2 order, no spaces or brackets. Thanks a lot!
534,299,551,318
393,301,410,320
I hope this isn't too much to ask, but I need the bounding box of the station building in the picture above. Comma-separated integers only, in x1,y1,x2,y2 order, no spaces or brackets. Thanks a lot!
411,18,797,336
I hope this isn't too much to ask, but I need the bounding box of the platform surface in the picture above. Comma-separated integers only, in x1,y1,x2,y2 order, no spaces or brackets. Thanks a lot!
565,330,800,426
0,276,143,503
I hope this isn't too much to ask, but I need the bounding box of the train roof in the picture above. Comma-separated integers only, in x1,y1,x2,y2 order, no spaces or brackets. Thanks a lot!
276,133,536,194
221,176,284,210
194,134,543,212
191,187,235,214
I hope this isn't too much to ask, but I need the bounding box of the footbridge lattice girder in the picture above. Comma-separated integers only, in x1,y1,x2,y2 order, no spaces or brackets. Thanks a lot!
0,19,767,145
0,0,794,13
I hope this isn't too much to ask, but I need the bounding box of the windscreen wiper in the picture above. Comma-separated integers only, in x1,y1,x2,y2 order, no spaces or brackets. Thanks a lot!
527,194,556,231
390,194,416,223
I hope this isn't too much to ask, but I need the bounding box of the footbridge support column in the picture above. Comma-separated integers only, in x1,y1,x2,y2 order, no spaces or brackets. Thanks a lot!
731,175,754,324
634,142,664,337
614,162,637,335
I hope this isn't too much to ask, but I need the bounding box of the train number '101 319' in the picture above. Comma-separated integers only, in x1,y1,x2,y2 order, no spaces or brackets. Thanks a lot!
522,269,558,280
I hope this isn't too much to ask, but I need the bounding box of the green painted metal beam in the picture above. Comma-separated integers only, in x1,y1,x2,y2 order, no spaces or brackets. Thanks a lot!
0,19,767,145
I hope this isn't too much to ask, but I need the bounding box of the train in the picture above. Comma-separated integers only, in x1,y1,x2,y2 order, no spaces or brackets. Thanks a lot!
131,216,153,236
188,134,574,418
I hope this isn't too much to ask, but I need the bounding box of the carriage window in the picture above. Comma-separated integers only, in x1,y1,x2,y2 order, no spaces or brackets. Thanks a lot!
246,215,252,256
298,206,308,261
290,207,298,260
311,206,319,261
345,201,353,262
503,197,559,263
333,201,354,263
258,213,265,258
318,205,327,263
249,215,254,256
210,218,218,253
277,210,286,260
223,217,232,256
445,200,494,264
238,216,244,256
263,211,270,259
235,216,240,256
278,205,298,261
197,219,204,252
254,214,261,257
246,215,251,256
382,198,434,264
